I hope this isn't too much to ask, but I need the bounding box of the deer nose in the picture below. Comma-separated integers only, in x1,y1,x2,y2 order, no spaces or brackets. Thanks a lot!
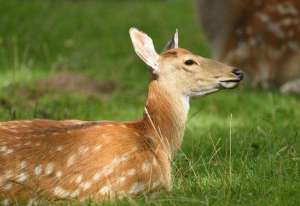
232,68,244,80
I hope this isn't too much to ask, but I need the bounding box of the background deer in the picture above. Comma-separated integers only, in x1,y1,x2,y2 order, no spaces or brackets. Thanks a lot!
0,28,242,205
197,0,300,94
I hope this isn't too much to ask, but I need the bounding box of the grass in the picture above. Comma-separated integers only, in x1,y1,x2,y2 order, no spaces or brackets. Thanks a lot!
0,0,299,205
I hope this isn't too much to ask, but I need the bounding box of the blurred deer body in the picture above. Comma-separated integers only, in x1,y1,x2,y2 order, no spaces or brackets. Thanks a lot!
197,0,300,92
0,28,242,204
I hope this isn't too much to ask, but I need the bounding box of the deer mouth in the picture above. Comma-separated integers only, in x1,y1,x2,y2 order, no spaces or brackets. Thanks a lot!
219,79,241,88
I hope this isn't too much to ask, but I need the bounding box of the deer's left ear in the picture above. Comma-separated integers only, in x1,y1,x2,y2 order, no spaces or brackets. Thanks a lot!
129,27,160,73
164,29,179,51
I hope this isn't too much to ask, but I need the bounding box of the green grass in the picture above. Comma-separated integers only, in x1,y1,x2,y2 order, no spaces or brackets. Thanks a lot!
0,0,299,205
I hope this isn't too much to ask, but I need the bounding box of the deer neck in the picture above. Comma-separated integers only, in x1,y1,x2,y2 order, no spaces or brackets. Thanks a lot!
143,80,189,158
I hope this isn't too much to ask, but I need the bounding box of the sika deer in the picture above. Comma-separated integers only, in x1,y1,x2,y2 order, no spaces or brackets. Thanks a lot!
197,0,300,93
0,28,243,204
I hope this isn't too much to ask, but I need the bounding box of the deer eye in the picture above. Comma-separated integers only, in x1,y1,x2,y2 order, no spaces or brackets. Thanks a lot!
184,59,196,66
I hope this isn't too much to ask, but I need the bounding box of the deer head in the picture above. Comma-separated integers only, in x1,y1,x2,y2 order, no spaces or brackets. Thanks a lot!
129,28,243,99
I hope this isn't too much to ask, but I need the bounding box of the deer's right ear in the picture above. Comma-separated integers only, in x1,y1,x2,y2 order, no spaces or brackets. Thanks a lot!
129,28,159,73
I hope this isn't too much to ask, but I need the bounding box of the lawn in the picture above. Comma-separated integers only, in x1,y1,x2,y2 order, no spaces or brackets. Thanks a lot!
0,0,299,205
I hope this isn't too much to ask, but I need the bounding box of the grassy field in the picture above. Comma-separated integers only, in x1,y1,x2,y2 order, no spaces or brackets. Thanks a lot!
0,0,299,205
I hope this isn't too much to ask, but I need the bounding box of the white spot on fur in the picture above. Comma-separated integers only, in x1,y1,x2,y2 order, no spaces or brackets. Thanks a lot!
117,176,126,184
280,18,293,26
34,165,42,176
81,181,92,191
93,172,102,181
4,170,13,179
0,145,7,152
5,148,13,155
99,185,111,195
55,171,62,178
111,157,121,165
56,146,63,151
152,158,158,166
45,163,54,175
151,181,160,189
67,155,76,167
129,182,145,194
268,23,285,38
75,175,83,184
20,161,27,169
16,172,27,182
276,3,298,15
70,189,80,198
110,154,129,166
102,165,113,176
129,146,138,153
258,13,270,23
249,38,257,47
142,160,152,172
120,153,130,161
0,146,12,155
3,183,12,190
94,145,102,152
78,146,89,154
127,169,136,176
53,186,70,198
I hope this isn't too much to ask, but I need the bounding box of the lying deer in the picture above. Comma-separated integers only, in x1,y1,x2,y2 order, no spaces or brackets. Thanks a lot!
0,28,243,205
197,0,300,94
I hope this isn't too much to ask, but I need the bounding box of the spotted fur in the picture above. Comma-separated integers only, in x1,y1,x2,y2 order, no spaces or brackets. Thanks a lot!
198,0,300,90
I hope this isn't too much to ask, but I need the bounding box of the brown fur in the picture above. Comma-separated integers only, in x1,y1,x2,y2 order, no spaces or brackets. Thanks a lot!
0,79,189,203
0,120,167,202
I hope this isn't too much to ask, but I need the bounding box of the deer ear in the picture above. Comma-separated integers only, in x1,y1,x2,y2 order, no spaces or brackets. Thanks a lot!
164,29,179,51
129,28,159,73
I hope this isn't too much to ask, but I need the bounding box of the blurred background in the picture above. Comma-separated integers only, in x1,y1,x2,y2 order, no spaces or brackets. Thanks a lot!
198,0,300,92
0,0,210,120
0,0,299,205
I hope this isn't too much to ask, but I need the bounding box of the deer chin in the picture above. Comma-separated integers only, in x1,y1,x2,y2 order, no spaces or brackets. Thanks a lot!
219,79,240,89
190,87,219,97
